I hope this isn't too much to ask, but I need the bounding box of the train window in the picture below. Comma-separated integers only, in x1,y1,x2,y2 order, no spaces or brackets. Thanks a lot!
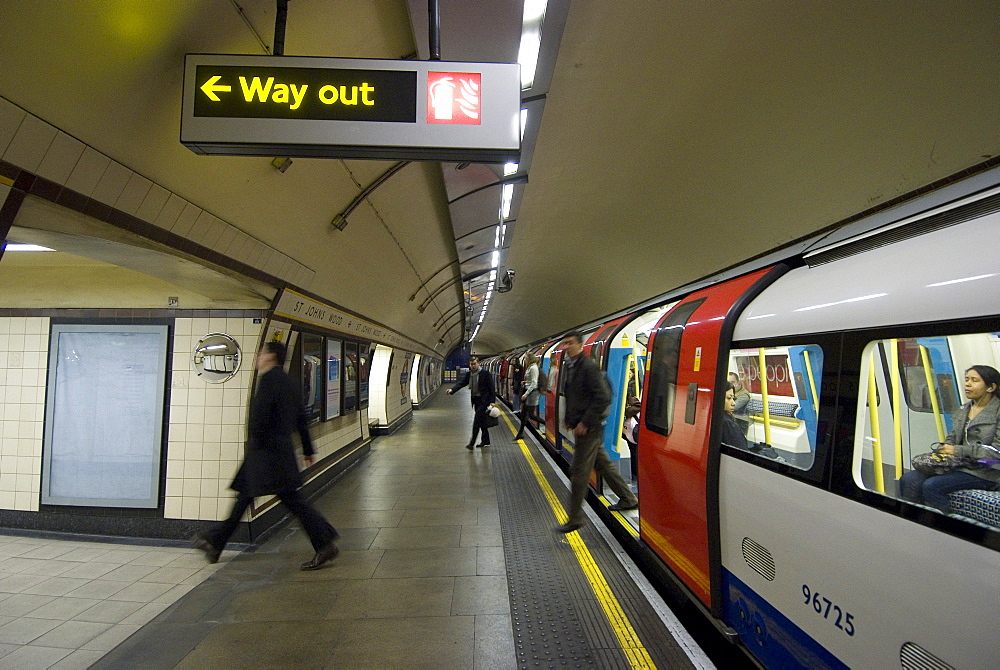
645,299,704,436
724,345,823,470
854,332,1000,528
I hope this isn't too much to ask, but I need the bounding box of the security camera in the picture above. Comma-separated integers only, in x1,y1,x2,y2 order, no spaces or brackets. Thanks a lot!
497,268,515,293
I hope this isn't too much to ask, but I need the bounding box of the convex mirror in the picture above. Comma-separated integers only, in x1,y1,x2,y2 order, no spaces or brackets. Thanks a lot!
193,333,241,383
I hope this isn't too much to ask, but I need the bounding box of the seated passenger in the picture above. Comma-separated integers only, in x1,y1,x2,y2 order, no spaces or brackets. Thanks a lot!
722,384,784,461
899,365,1000,513
728,372,751,432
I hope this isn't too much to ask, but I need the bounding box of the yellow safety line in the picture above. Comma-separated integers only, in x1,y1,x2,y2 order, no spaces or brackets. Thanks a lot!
0,175,14,186
501,413,657,669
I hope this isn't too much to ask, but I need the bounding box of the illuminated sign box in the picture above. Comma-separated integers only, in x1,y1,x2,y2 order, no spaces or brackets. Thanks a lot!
181,54,520,163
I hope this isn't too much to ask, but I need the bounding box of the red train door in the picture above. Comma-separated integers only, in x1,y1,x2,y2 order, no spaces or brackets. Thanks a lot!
637,268,772,609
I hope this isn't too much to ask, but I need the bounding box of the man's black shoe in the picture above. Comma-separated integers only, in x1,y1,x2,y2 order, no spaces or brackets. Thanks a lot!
300,542,339,571
555,522,582,533
513,432,523,440
192,535,221,564
477,443,489,448
465,443,475,450
608,500,639,512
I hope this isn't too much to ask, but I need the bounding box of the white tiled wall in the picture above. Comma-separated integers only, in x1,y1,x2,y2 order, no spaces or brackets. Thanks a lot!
0,95,316,288
0,316,48,511
163,317,263,522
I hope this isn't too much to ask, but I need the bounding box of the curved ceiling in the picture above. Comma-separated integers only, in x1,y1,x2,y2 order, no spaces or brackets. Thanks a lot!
1,1,997,356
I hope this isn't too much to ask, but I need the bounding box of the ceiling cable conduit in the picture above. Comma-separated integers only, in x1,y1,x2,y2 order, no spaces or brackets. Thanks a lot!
330,161,411,231
433,302,466,328
418,265,492,313
409,259,460,301
428,0,441,61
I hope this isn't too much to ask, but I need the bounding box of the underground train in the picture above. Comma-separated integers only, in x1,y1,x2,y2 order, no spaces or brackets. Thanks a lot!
483,165,1000,669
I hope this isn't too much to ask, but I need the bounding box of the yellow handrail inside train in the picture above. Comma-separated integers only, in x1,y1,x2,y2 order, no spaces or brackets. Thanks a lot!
919,344,947,443
889,340,904,479
802,349,819,414
758,348,772,446
867,350,885,494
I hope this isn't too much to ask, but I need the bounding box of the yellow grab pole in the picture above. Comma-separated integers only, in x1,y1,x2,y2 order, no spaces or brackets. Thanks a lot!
802,349,819,414
889,340,904,479
758,348,772,446
919,345,947,443
867,351,885,494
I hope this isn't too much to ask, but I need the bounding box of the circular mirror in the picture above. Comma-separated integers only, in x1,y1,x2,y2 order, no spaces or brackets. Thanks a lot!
193,333,241,383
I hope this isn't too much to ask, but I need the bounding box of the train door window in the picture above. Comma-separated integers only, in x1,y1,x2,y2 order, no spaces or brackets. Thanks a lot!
343,341,358,414
300,332,324,424
724,345,824,470
854,331,1000,528
645,299,705,435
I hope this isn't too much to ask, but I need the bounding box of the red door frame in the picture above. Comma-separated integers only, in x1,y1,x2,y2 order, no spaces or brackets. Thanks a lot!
637,268,772,609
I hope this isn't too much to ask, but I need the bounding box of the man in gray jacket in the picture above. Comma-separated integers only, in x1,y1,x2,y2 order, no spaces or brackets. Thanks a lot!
557,331,639,533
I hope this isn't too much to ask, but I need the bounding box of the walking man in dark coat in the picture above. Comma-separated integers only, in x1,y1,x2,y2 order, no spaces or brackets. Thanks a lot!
556,331,638,533
446,356,496,450
194,341,339,570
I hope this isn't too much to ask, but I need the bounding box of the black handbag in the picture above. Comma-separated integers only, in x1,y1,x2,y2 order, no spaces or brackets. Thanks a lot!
911,444,975,476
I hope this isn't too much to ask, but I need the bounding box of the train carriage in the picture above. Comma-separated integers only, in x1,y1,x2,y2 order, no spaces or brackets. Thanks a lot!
491,166,1000,668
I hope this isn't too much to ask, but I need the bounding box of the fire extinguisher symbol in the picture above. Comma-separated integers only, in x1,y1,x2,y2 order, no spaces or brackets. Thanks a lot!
427,72,482,125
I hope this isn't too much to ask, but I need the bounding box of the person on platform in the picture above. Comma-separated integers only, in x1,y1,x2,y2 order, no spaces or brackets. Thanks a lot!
447,356,496,449
194,341,339,571
556,331,638,533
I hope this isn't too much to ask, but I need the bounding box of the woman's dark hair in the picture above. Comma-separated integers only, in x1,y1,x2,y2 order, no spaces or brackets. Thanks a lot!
726,382,736,394
967,365,1000,397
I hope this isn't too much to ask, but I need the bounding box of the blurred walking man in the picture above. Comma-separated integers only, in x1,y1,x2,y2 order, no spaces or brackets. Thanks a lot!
194,341,339,570
556,331,638,533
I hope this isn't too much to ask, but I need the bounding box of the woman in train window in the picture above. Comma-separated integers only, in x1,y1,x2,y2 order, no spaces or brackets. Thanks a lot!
899,365,1000,513
721,384,753,451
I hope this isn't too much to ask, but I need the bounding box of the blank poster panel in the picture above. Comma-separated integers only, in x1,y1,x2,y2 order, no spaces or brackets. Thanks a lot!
42,325,168,508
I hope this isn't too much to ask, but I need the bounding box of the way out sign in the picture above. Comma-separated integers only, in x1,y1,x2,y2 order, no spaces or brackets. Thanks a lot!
181,54,521,163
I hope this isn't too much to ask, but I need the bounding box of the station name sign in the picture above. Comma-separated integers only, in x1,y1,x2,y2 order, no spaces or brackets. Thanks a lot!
181,54,520,162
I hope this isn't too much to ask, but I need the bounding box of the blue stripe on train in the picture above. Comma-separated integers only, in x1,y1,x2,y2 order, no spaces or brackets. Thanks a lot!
722,570,848,670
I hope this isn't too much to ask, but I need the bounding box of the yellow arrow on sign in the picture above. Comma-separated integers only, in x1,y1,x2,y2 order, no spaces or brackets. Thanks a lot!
200,75,231,101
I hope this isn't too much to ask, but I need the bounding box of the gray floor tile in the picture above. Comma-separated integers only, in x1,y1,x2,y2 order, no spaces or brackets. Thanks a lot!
101,563,160,582
333,615,475,669
22,576,92,597
106,581,175,603
0,593,56,617
48,648,107,670
0,644,71,669
324,576,455,619
142,566,199,585
0,617,62,644
18,559,80,578
173,621,338,670
460,525,504,547
0,643,17,659
373,547,479,578
58,562,120,580
80,624,142,651
118,602,170,626
452,576,511,616
370,525,461,550
63,579,129,600
55,547,112,563
0,572,50,593
476,546,508,576
474,614,517,670
73,599,145,624
31,621,113,649
23,597,102,620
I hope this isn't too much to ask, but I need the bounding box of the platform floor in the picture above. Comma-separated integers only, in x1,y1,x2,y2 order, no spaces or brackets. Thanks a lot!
1,393,712,669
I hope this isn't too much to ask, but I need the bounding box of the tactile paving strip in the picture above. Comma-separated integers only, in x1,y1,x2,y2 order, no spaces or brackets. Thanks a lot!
493,430,698,670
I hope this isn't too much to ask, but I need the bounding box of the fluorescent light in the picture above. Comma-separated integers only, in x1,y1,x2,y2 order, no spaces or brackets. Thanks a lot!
523,0,547,22
504,162,518,176
489,270,497,281
520,109,528,140
500,183,513,219
794,293,887,312
491,250,499,268
926,273,997,288
5,243,54,252
500,223,506,246
494,226,501,247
